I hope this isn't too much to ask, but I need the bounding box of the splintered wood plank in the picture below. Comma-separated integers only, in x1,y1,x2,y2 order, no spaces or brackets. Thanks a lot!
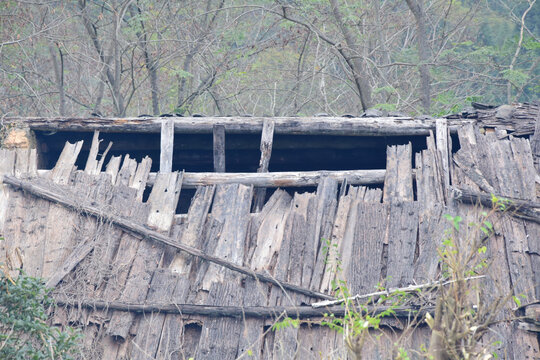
267,192,318,357
15,148,37,178
238,190,291,359
247,189,292,272
129,156,152,201
253,119,275,212
413,205,446,283
347,202,388,295
105,155,122,183
213,124,226,172
130,269,178,360
436,118,450,195
160,118,174,173
168,185,215,274
154,277,195,359
195,282,243,359
310,177,338,291
199,183,253,291
84,131,101,175
320,189,356,294
115,154,138,187
48,141,83,184
108,172,183,340
383,143,413,203
385,202,419,288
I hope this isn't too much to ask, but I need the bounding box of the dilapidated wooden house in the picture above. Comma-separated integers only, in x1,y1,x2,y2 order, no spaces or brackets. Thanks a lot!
0,103,539,359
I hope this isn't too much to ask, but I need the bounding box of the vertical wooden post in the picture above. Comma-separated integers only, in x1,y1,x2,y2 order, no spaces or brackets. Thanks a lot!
253,120,275,212
213,125,226,172
435,118,450,199
160,119,174,173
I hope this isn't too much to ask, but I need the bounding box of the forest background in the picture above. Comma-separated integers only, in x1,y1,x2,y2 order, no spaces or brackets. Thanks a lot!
0,0,538,118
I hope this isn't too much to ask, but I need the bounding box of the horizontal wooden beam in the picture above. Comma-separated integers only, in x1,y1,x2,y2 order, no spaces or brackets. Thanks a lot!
2,175,333,300
6,116,471,136
54,298,433,319
38,169,389,187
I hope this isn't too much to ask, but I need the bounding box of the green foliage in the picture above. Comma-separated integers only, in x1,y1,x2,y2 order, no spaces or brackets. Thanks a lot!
0,268,80,359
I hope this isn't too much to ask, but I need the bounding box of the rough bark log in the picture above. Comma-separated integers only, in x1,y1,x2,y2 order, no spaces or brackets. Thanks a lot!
5,116,469,136
54,298,433,319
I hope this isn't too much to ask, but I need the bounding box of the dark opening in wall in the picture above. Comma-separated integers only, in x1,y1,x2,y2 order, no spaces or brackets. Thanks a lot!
35,129,431,213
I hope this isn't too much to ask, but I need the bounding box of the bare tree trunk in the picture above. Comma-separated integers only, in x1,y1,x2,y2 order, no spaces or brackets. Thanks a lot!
328,0,371,111
130,3,160,115
48,42,66,116
405,0,431,113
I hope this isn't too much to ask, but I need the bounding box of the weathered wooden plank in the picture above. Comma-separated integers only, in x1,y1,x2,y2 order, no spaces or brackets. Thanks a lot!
84,131,101,175
383,143,413,203
253,119,275,212
131,269,178,360
247,189,292,272
2,175,333,300
160,118,174,173
200,183,252,291
5,116,470,136
212,124,226,172
115,154,138,187
105,155,122,184
385,202,419,288
168,186,215,274
414,205,446,283
310,178,338,291
347,202,387,295
319,188,356,294
436,118,450,197
154,277,194,359
196,282,244,360
39,168,389,187
48,141,83,185
0,149,43,277
108,172,183,339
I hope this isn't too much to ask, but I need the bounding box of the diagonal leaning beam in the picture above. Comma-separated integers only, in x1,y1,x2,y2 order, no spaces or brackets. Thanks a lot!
2,175,334,300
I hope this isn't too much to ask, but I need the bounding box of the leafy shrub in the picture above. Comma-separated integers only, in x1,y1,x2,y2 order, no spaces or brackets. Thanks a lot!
0,268,80,359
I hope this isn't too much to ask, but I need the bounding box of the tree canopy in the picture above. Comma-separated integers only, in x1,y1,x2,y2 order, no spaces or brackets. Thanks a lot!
0,0,538,117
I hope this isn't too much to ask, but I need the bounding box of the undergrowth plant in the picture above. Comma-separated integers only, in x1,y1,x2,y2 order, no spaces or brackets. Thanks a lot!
426,197,517,359
0,259,81,360
272,196,519,360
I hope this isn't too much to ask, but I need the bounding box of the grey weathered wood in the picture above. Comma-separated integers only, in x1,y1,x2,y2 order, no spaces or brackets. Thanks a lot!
2,175,332,300
199,184,252,291
253,120,275,212
213,124,226,172
385,202,419,288
530,111,540,173
196,282,244,360
108,172,183,339
54,298,431,318
347,202,387,294
310,178,338,291
168,186,215,274
48,141,83,185
160,118,174,173
105,155,121,183
131,269,178,360
84,131,101,175
436,118,450,198
130,156,152,200
39,168,389,188
5,116,470,136
383,143,413,203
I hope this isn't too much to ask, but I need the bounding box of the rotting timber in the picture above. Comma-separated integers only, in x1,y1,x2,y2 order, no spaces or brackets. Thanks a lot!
1,106,540,359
